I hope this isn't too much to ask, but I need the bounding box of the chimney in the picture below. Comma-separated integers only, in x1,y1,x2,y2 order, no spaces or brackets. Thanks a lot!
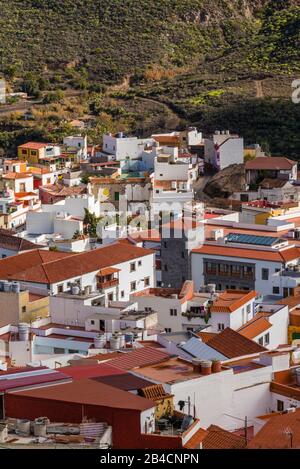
212,360,222,373
192,358,202,373
201,360,212,376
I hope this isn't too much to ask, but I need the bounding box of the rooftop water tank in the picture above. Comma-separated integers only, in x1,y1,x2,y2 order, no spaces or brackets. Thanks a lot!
11,282,20,293
18,323,29,341
71,285,80,295
3,281,11,293
110,335,120,350
94,334,106,349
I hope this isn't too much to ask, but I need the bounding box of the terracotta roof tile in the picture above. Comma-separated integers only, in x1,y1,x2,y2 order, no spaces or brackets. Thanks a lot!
211,290,257,313
195,332,218,344
184,427,208,449
245,157,296,171
248,410,300,449
192,244,300,263
202,425,246,449
208,328,266,359
19,142,49,150
0,242,154,284
0,230,43,252
238,316,272,339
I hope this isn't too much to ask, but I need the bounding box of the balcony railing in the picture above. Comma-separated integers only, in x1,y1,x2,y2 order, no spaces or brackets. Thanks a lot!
97,278,119,290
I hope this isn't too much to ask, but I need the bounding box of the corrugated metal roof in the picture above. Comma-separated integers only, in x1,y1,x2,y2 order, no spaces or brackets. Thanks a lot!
58,363,124,380
0,369,71,392
92,373,154,390
8,378,155,411
107,347,171,370
181,337,227,361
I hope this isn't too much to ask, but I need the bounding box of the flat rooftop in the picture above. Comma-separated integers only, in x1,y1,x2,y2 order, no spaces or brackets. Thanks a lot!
134,357,229,384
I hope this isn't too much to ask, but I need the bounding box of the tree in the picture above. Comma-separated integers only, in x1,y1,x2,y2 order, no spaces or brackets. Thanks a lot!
83,208,100,238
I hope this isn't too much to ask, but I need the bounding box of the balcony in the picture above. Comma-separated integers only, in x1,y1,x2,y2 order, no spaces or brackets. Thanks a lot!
282,267,300,278
97,278,119,290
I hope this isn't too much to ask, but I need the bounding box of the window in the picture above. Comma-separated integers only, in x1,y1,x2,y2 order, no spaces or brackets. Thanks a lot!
108,293,113,301
57,284,64,293
114,192,120,201
121,290,125,298
165,328,171,333
138,260,142,266
258,337,264,346
277,400,284,412
130,262,136,272
1,254,6,259
130,281,136,292
54,347,65,354
262,268,269,280
22,149,27,155
22,306,26,313
170,309,177,316
164,264,168,272
246,304,251,315
90,320,95,325
218,323,225,331
219,264,229,274
231,265,241,276
181,251,185,259
273,286,280,295
144,277,150,287
264,333,270,345
275,268,280,273
163,241,167,248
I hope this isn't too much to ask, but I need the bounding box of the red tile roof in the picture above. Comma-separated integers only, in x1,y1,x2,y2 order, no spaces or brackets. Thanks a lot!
245,157,296,171
195,332,218,343
238,316,272,339
192,244,300,263
3,172,33,179
0,230,43,252
8,378,155,411
19,142,49,150
184,427,208,449
211,290,257,313
208,328,266,359
202,425,246,449
107,347,171,370
248,409,300,449
0,242,154,284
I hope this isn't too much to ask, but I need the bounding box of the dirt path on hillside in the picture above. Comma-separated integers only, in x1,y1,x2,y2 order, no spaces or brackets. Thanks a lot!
254,80,264,98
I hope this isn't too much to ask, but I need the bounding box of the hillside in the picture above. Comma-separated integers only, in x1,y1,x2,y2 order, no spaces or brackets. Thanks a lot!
0,0,300,157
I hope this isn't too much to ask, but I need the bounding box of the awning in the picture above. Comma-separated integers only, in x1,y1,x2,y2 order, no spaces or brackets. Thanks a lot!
97,267,120,276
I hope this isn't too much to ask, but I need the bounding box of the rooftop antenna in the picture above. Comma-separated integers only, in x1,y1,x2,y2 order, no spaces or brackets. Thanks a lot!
283,427,293,448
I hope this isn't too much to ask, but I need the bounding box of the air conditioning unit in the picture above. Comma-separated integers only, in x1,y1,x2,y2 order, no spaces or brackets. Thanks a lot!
286,407,296,413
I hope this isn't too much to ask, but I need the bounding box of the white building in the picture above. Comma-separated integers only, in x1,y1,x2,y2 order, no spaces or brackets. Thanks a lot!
191,232,300,299
101,133,153,162
63,136,88,160
0,241,156,302
26,192,100,239
237,303,289,350
204,130,244,171
133,349,291,430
